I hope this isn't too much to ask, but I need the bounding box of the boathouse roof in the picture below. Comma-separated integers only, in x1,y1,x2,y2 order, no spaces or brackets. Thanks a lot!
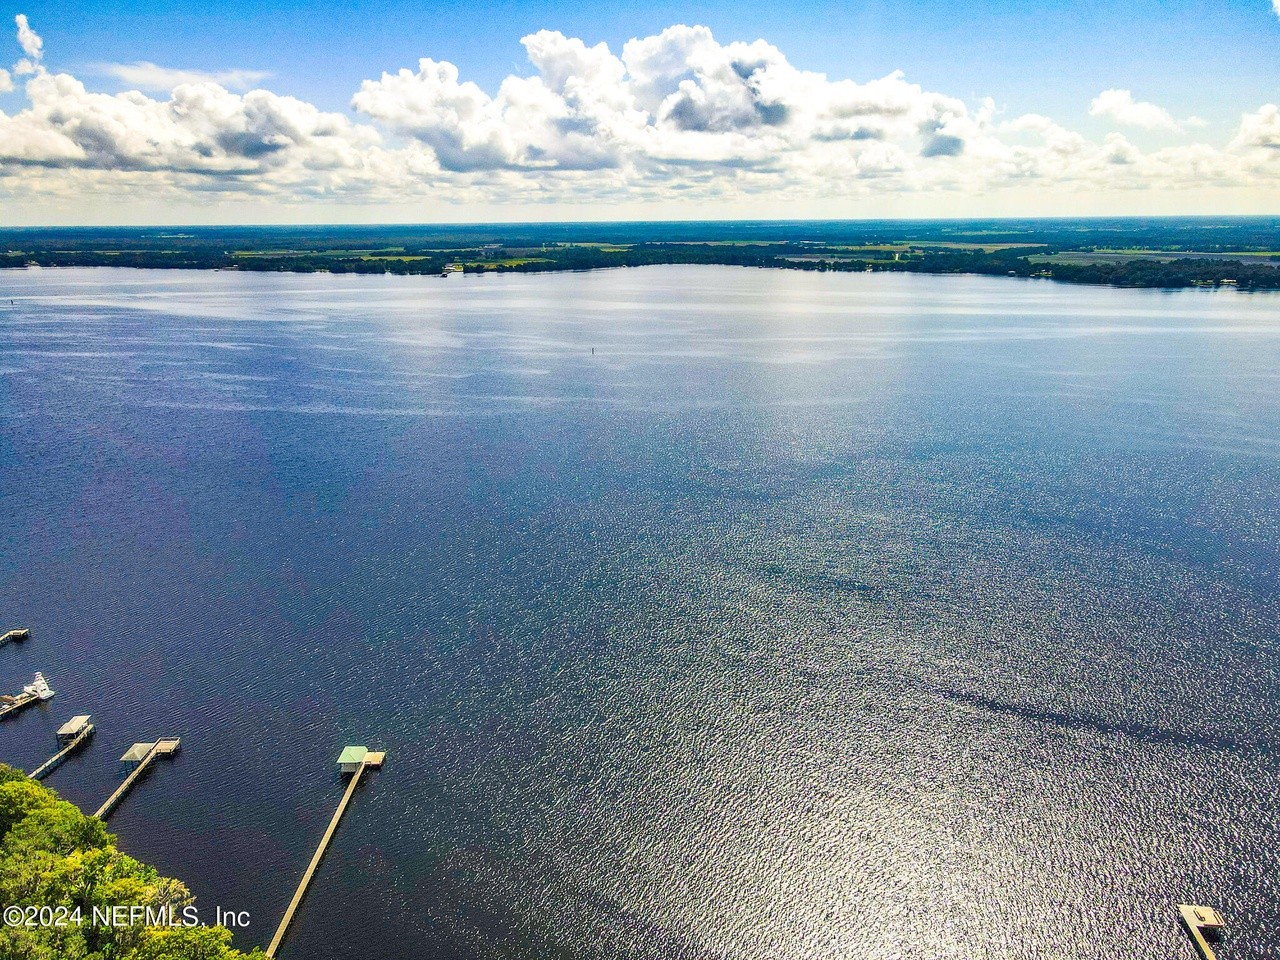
57,715,91,737
337,745,368,766
121,742,155,762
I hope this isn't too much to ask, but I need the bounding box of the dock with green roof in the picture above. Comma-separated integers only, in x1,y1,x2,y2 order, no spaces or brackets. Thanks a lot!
265,745,385,958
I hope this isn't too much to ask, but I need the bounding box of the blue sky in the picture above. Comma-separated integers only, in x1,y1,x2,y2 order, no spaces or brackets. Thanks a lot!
1,1,1279,223
18,0,1277,121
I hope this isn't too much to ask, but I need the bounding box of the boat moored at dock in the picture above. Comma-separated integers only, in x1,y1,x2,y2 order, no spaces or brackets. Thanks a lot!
0,673,56,720
23,673,54,701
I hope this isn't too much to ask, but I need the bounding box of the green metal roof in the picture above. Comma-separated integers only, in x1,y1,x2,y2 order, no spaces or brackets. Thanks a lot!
337,745,368,765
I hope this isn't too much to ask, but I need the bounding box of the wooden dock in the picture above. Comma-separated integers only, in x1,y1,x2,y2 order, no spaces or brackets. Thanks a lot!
1178,904,1225,960
265,747,385,959
29,716,95,781
0,628,30,647
93,738,181,820
0,691,38,721
0,673,54,720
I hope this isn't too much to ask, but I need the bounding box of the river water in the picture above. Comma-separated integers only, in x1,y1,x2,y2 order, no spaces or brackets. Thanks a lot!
0,265,1277,959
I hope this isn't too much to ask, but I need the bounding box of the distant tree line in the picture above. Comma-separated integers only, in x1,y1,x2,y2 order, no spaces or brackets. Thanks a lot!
4,223,1280,289
1046,258,1280,289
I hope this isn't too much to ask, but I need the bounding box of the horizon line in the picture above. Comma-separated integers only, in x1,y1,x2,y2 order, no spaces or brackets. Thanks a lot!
5,213,1280,232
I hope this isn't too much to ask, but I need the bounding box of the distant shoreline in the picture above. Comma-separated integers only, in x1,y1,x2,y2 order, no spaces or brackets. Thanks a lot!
0,257,1272,292
5,218,1280,290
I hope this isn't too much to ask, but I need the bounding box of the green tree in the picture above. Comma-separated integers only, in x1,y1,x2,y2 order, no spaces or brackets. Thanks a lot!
0,764,266,960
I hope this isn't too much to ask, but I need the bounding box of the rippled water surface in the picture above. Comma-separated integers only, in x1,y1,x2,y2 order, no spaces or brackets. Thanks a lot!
0,266,1278,960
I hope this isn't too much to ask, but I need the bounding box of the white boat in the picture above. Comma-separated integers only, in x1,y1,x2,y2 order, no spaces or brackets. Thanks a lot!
23,672,54,701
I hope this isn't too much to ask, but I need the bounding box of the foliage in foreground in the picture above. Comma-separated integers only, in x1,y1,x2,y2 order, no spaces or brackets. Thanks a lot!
0,764,265,960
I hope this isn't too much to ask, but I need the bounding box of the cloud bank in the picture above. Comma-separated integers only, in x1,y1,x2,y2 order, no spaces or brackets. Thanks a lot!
1,15,1278,219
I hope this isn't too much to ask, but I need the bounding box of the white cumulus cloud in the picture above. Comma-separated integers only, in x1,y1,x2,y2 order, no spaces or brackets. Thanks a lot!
11,12,40,76
99,61,271,92
0,64,387,193
14,13,40,60
1,15,1279,217
1089,89,1181,132
352,24,984,178
1231,104,1280,151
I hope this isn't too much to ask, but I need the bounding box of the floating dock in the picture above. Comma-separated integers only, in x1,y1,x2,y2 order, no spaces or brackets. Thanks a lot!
0,628,30,647
93,737,181,820
0,673,55,720
265,746,385,958
29,715,95,781
1178,904,1226,960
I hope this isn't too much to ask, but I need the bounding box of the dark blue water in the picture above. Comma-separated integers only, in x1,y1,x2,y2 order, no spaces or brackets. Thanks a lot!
0,266,1277,960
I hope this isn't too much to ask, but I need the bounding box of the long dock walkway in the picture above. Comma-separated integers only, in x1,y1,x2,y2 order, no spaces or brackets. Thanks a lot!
265,747,385,958
0,628,30,647
94,738,181,820
30,720,95,781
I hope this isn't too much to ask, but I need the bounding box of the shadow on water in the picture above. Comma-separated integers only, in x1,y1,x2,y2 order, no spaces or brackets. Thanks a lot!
940,688,1272,758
